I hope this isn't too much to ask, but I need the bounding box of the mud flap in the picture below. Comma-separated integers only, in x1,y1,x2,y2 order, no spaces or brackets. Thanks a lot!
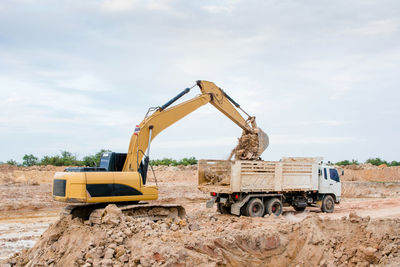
206,197,216,208
231,195,251,216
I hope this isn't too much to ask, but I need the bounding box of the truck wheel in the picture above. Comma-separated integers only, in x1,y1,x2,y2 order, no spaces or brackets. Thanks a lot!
321,195,335,213
244,198,265,217
293,206,306,212
266,198,283,216
217,203,231,214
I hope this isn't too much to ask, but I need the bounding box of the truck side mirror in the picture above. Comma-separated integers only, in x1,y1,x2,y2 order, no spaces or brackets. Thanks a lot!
342,170,344,175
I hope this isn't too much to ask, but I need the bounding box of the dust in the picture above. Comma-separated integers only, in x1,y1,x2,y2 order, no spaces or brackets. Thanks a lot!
5,206,400,267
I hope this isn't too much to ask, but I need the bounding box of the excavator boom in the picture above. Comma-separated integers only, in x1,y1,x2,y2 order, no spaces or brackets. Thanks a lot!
122,80,268,172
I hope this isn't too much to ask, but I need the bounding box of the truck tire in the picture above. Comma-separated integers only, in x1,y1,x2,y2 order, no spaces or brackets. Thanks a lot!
321,195,335,213
217,203,231,214
244,198,265,217
266,198,283,216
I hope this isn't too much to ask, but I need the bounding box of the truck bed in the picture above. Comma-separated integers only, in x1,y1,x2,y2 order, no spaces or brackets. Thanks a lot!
198,158,321,194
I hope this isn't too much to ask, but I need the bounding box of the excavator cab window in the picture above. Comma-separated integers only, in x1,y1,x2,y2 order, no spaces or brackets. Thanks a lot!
138,157,149,185
99,152,127,171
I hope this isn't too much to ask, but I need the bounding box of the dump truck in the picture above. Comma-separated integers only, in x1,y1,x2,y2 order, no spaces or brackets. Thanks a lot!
198,157,341,217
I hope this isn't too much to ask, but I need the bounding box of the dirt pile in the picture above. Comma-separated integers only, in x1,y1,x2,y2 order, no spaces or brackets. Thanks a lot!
340,165,400,182
342,181,400,198
203,168,230,185
6,205,400,267
0,165,65,185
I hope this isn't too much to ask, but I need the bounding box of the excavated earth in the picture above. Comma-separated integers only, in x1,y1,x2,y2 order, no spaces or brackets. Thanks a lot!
1,164,400,266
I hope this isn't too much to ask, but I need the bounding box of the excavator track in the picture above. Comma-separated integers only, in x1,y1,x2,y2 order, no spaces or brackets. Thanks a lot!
63,202,186,223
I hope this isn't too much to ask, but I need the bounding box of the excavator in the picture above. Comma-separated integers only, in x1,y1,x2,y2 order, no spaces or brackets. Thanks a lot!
52,80,268,220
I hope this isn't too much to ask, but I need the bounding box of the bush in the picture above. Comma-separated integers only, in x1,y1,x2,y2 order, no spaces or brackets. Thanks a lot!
179,157,198,166
6,159,18,166
40,151,83,166
336,159,359,166
388,160,400,167
150,157,197,166
365,157,388,166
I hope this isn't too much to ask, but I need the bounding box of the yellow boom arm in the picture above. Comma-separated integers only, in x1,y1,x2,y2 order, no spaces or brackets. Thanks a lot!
122,80,256,172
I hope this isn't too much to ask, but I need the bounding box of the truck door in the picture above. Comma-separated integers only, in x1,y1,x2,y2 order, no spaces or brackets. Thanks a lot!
318,167,333,194
328,168,341,200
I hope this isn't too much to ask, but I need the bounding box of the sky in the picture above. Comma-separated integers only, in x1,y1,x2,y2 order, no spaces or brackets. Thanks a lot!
0,0,399,163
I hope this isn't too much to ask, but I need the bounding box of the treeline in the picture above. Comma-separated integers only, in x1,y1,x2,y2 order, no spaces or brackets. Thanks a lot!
5,149,111,167
336,158,400,167
149,157,197,166
3,150,198,167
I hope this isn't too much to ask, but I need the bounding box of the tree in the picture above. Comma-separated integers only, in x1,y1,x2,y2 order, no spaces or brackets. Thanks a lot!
22,154,38,166
82,149,111,167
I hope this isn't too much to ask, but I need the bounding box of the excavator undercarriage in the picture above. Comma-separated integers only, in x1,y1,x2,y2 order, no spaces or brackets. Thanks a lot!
64,203,186,222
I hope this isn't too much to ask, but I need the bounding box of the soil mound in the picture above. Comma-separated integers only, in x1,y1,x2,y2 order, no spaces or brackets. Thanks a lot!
6,206,400,267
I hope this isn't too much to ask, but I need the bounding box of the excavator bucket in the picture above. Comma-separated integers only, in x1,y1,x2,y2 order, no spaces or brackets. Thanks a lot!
256,127,269,157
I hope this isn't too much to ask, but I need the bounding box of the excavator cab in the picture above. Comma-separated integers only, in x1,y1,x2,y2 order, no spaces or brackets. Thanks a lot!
54,152,157,203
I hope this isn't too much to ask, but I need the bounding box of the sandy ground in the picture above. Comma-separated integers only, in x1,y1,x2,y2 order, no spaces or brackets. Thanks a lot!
0,164,400,266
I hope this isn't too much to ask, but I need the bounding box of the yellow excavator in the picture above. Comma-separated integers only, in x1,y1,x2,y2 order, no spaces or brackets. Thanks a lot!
52,80,268,220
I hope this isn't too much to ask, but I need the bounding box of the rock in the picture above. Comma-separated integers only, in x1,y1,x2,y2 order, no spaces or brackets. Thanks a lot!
349,212,361,223
108,243,117,249
170,224,179,231
189,223,200,231
100,258,113,266
115,245,125,259
123,229,132,236
362,246,377,262
119,254,129,263
104,248,115,259
101,204,123,225
115,236,124,244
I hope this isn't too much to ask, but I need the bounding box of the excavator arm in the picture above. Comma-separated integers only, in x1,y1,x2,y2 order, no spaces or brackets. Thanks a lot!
122,80,267,173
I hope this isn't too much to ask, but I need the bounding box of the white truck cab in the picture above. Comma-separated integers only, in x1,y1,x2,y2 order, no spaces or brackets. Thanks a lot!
318,165,341,203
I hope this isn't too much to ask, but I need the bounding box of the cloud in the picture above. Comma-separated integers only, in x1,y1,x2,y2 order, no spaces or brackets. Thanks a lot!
342,19,399,37
295,120,349,127
151,137,236,149
101,0,174,12
271,135,361,145
1,0,399,162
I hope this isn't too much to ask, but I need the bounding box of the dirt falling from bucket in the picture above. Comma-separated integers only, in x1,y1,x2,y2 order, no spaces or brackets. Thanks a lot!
229,131,261,160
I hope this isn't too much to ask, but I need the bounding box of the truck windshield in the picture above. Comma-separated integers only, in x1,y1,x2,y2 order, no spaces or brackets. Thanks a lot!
329,169,340,182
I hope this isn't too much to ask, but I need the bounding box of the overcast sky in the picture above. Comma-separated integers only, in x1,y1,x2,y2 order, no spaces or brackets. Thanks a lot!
0,0,399,163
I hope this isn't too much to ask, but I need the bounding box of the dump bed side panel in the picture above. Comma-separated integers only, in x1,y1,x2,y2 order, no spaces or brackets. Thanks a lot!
281,162,315,191
198,160,233,194
235,161,276,192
